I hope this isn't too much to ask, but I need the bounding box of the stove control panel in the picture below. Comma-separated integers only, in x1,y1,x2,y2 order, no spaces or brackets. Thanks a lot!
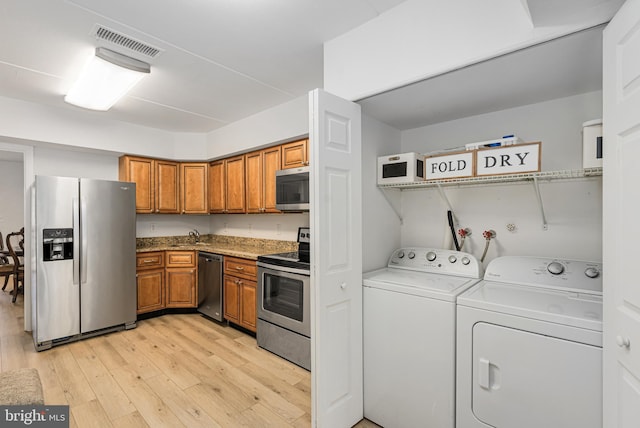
388,248,483,279
483,256,603,295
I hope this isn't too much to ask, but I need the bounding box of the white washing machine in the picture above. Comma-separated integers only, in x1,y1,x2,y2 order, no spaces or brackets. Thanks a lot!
363,248,484,428
456,256,603,428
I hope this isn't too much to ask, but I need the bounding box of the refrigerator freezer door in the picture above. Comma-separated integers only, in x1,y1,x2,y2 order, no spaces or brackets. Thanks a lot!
35,176,81,343
79,179,137,333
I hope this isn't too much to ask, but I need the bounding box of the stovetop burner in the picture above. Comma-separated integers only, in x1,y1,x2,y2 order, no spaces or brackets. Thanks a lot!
257,227,310,271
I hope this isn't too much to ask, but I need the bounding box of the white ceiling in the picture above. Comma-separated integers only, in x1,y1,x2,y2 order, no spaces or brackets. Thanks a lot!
359,25,605,130
0,0,406,133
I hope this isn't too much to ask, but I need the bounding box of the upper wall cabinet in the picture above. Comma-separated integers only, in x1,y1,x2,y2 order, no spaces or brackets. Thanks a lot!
246,145,281,213
209,155,246,214
180,163,208,214
281,139,309,169
119,156,179,214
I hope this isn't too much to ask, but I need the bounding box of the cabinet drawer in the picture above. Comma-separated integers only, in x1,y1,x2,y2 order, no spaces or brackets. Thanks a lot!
224,256,257,279
166,251,196,268
136,252,165,270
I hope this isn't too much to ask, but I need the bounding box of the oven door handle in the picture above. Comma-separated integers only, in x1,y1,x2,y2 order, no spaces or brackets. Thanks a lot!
257,262,310,276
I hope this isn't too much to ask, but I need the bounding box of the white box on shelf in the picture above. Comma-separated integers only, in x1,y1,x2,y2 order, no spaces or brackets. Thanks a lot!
582,119,603,168
465,135,524,151
475,142,541,176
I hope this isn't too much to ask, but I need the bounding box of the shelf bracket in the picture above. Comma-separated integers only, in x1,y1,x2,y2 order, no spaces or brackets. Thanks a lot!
532,177,548,231
379,188,403,224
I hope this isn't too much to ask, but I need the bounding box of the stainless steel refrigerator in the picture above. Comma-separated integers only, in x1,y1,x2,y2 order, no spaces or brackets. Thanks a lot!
34,176,137,351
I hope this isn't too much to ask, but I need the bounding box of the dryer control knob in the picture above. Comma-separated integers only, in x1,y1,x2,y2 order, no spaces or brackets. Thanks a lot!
585,267,600,278
408,251,416,259
397,251,405,259
448,255,457,263
547,262,565,275
426,251,437,262
461,257,470,265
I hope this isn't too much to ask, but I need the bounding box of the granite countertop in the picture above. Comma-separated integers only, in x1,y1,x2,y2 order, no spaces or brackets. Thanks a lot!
136,234,297,260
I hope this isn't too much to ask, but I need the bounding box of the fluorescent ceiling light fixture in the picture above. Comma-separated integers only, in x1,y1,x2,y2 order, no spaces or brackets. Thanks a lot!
65,47,150,111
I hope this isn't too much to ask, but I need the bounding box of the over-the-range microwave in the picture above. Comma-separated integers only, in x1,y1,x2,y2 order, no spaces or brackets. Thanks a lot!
377,152,425,185
275,167,309,211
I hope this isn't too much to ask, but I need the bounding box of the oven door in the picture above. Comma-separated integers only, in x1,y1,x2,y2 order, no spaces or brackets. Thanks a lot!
257,263,310,337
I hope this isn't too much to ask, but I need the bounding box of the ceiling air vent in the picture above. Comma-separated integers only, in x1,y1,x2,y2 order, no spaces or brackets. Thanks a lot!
92,25,162,59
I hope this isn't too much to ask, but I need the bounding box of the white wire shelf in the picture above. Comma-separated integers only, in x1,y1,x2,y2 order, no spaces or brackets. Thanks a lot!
377,167,603,190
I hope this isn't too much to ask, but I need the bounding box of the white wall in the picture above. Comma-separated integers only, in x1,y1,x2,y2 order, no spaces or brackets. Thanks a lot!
33,146,120,180
0,160,24,237
324,0,620,101
206,95,309,159
397,91,603,264
209,213,309,242
361,114,402,271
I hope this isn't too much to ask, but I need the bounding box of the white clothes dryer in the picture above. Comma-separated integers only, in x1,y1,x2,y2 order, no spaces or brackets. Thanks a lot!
456,256,603,428
363,248,483,428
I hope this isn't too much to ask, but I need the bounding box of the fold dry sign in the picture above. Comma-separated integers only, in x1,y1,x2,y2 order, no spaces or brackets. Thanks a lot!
425,150,475,180
475,142,541,176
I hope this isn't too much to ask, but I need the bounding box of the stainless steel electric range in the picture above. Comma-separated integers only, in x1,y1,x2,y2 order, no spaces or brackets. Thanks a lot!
256,227,311,370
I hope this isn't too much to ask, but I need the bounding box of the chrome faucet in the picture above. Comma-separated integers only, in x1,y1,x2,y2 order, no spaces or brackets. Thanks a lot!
189,229,200,243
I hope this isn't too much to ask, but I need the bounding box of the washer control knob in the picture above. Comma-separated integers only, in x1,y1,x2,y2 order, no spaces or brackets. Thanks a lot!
461,257,470,265
448,255,457,263
547,262,565,275
426,251,437,262
396,251,405,259
408,251,416,259
584,267,600,278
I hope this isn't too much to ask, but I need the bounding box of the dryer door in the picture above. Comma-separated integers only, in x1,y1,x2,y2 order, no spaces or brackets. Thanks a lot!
472,322,601,428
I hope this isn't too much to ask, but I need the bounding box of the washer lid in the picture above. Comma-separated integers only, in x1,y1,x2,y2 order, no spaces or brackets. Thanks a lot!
363,267,481,301
458,280,602,331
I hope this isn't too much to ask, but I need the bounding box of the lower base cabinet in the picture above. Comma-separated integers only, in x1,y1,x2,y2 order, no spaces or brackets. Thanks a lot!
223,256,257,332
136,251,197,314
137,268,165,314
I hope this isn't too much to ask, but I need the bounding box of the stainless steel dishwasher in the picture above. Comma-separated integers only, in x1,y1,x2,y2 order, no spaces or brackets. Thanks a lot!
197,252,224,321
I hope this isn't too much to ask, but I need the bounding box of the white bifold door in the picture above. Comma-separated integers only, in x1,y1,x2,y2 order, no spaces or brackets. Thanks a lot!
603,0,640,426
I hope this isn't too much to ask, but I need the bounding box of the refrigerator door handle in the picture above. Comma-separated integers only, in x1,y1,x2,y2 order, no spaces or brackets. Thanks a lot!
73,197,80,285
80,200,88,284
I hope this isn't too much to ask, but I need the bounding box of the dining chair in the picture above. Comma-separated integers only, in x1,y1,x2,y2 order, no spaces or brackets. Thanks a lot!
0,232,12,291
6,229,25,303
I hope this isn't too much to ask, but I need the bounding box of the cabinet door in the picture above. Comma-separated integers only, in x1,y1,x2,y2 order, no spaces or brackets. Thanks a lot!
281,139,309,169
181,163,208,214
119,156,155,213
137,268,164,314
209,160,226,213
225,155,246,213
156,160,180,214
263,145,281,213
223,275,240,324
246,150,263,213
240,279,257,332
166,268,197,308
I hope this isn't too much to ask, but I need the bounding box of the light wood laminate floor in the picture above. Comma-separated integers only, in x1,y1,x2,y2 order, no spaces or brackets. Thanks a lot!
1,289,378,428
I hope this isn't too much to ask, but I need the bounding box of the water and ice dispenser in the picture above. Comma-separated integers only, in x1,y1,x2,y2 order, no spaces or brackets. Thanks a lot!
42,228,74,261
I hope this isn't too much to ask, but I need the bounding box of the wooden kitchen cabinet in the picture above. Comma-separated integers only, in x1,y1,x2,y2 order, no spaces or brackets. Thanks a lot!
136,251,197,313
119,155,179,214
136,252,165,314
156,160,180,214
223,256,257,332
209,155,246,213
119,156,155,213
281,139,309,169
180,162,208,214
165,250,197,307
166,268,197,308
246,145,281,213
